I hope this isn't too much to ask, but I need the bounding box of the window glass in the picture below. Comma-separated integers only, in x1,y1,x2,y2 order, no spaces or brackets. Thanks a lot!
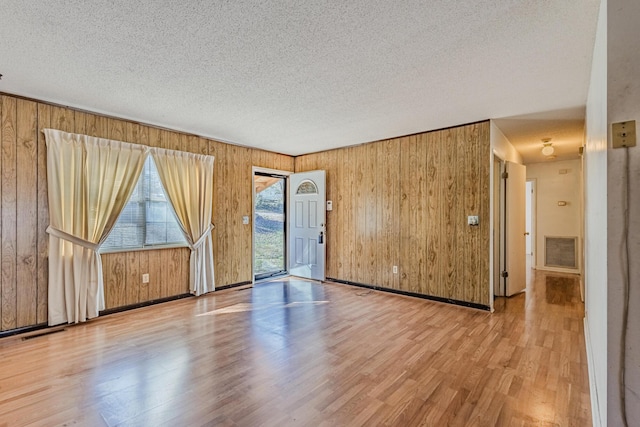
296,179,318,195
101,157,186,252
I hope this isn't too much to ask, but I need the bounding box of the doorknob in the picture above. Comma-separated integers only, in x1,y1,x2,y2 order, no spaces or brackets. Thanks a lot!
524,232,530,235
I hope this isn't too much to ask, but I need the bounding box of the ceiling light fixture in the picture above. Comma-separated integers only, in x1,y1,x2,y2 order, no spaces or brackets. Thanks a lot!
541,138,554,156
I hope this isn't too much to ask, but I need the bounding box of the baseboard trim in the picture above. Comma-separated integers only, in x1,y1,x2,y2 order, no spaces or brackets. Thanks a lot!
584,317,604,427
326,277,490,311
100,293,193,316
215,281,252,291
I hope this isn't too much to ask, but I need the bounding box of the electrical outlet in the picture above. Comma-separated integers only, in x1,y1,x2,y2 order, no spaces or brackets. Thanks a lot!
142,273,149,283
393,266,398,274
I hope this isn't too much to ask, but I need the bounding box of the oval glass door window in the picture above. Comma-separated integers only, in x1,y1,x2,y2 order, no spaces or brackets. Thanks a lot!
296,179,318,195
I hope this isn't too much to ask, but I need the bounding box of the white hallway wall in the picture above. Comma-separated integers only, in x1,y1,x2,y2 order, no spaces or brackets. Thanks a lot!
584,0,608,425
585,0,640,425
606,0,640,425
526,159,582,272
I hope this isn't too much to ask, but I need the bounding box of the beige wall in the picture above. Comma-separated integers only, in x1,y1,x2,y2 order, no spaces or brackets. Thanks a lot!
526,159,583,273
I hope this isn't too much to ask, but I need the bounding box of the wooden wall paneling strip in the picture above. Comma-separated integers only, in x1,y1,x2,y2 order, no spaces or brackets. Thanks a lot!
207,140,220,286
1,96,17,331
353,145,366,283
84,113,106,138
210,141,227,286
73,111,87,135
159,251,174,299
126,252,141,305
415,134,428,295
1,97,3,327
479,122,491,305
410,134,424,294
139,250,150,302
227,144,240,285
111,252,127,308
462,124,482,302
251,150,265,169
388,139,402,289
324,150,336,278
125,121,141,146
239,147,253,284
225,143,236,286
441,128,458,299
158,129,169,149
15,99,38,327
159,248,170,298
346,147,356,283
328,151,340,279
425,131,441,297
398,137,410,290
196,136,208,156
51,105,75,134
147,251,162,300
332,150,345,280
475,123,486,304
227,145,240,284
148,127,162,149
278,153,292,171
168,131,182,151
455,126,477,301
36,103,51,324
182,248,190,293
376,140,388,288
364,142,377,286
108,117,125,142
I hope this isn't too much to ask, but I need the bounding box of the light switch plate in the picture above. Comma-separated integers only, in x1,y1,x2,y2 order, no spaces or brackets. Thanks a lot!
468,215,479,226
612,121,636,148
242,215,249,225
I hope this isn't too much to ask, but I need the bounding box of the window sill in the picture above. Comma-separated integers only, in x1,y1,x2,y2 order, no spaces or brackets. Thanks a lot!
99,243,189,254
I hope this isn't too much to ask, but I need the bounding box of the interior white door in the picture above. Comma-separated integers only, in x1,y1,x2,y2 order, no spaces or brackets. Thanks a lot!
505,161,527,296
288,170,326,281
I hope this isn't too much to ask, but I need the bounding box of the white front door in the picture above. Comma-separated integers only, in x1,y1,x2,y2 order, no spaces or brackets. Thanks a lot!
505,161,527,296
288,171,326,281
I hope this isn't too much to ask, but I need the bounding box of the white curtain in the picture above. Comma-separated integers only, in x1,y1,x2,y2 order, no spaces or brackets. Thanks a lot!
45,129,149,325
151,148,215,296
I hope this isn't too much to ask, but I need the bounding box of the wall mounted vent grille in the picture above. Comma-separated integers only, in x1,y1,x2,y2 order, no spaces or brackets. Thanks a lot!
545,236,577,269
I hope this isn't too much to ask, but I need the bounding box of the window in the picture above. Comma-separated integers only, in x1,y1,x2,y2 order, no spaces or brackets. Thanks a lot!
295,179,318,195
101,157,187,252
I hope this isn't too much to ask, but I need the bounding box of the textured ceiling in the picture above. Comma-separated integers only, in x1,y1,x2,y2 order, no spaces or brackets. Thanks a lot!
0,0,600,156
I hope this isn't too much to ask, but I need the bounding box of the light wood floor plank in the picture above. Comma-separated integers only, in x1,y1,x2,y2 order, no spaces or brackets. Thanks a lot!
0,267,590,426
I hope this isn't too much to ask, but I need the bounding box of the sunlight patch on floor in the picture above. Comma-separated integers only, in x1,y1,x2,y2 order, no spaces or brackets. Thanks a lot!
197,300,330,315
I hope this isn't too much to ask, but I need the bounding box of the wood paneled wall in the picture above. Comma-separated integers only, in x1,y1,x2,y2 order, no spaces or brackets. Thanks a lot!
0,93,294,332
295,122,491,306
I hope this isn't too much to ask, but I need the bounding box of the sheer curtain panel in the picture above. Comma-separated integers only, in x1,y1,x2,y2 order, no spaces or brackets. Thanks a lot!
45,129,149,325
151,148,215,296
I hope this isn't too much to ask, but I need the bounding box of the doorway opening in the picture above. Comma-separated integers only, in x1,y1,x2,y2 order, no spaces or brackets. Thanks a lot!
253,172,287,281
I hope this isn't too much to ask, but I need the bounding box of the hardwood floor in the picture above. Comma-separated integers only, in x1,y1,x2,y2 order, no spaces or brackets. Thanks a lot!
0,269,591,426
